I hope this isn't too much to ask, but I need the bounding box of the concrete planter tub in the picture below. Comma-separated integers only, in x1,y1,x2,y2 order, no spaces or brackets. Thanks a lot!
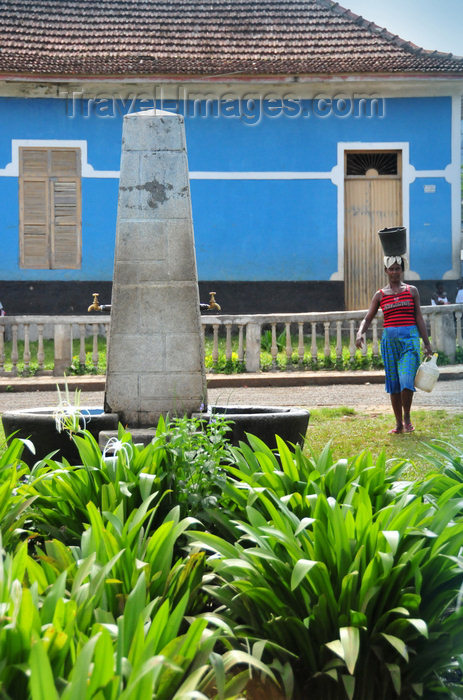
2,407,119,466
4,404,309,466
193,405,310,448
98,405,310,451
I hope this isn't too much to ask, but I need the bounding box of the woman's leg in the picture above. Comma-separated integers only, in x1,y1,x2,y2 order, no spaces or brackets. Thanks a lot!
390,392,403,432
381,329,402,432
401,388,414,431
396,328,420,433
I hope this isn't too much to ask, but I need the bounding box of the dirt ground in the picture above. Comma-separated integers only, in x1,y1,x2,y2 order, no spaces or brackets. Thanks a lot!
0,378,461,414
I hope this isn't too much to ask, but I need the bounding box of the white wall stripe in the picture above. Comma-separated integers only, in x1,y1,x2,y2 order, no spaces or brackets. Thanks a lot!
0,140,453,186
189,171,335,180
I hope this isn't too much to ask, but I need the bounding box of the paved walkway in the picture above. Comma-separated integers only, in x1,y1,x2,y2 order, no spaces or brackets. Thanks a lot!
0,368,461,414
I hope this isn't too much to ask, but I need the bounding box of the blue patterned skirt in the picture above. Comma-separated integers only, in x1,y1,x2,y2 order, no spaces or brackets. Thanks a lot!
380,325,421,394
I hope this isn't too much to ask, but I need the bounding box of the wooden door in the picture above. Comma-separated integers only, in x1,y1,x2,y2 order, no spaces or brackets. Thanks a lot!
344,151,402,310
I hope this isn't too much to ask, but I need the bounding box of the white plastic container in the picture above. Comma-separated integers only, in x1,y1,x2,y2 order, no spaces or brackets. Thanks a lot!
415,353,440,392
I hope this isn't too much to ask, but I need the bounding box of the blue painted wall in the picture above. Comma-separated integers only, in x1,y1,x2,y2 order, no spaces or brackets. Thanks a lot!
409,178,452,278
0,94,453,281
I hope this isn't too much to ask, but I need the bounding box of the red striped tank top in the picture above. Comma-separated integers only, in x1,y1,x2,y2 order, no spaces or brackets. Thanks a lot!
379,285,416,327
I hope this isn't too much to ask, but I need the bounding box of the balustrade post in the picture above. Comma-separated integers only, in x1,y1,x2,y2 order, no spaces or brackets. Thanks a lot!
298,322,305,366
311,322,318,363
349,320,355,361
271,323,278,369
54,323,73,375
79,324,86,365
225,322,232,361
92,325,99,370
433,311,456,361
245,322,261,372
336,321,342,361
285,322,292,365
11,324,18,375
237,324,244,363
212,324,220,368
456,311,462,348
37,324,45,370
324,321,330,359
23,324,30,374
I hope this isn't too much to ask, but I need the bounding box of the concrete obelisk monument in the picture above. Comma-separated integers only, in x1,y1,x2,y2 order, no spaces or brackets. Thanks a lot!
104,109,207,426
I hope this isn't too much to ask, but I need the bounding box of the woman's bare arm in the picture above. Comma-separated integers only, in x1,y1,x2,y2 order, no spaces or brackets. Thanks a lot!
410,286,433,356
355,291,381,348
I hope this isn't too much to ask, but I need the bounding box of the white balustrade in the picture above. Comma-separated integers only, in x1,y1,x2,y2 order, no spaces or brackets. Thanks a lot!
199,304,463,372
0,316,110,377
0,305,461,376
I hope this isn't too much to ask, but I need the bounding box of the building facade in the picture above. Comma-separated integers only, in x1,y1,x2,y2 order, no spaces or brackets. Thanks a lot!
0,0,462,313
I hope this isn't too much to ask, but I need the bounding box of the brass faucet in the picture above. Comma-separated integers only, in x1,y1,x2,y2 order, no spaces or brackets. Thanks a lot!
207,291,221,312
88,293,102,312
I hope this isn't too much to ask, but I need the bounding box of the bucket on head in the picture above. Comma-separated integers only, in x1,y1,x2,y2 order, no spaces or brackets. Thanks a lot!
378,226,407,257
414,353,439,393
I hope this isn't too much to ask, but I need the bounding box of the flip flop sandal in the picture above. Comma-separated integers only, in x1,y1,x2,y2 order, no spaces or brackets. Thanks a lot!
388,427,403,434
403,423,415,433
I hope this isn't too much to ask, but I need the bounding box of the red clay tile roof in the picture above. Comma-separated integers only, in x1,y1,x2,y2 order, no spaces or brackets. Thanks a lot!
0,0,462,78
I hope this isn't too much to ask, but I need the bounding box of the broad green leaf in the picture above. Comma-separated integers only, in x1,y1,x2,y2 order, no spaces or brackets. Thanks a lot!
275,436,299,481
41,571,67,625
120,656,175,699
326,639,344,661
87,628,115,696
340,627,360,675
222,649,275,680
294,518,316,536
123,573,148,655
61,634,101,700
381,633,408,662
342,674,355,700
291,559,318,591
188,531,243,560
386,663,401,695
381,530,400,555
172,664,209,698
29,635,60,700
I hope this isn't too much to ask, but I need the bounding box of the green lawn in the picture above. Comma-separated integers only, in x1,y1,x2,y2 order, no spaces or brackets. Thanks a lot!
305,407,463,478
2,407,462,479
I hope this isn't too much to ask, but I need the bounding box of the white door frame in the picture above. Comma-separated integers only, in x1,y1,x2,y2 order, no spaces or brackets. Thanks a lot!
330,141,417,280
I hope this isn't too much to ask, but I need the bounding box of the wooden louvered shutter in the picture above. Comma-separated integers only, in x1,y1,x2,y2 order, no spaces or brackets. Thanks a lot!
19,150,50,268
19,147,82,269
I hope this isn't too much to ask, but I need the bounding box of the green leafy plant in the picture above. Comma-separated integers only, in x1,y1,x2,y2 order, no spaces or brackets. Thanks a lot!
52,383,90,436
0,526,271,699
189,437,463,699
153,414,232,524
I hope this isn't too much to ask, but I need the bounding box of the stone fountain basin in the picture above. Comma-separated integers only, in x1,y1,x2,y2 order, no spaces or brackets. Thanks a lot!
193,405,310,449
2,407,118,466
98,405,310,451
99,405,310,449
2,404,309,466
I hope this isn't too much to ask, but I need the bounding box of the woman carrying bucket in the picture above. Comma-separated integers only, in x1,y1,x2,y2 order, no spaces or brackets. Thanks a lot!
355,228,433,434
